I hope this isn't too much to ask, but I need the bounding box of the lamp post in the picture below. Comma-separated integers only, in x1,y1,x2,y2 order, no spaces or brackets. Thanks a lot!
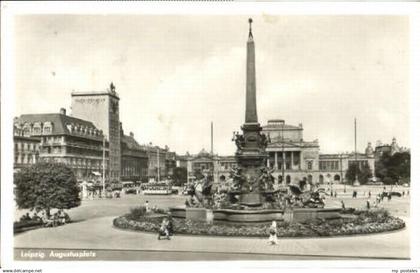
281,122,285,185
157,147,160,182
354,118,360,186
102,135,106,198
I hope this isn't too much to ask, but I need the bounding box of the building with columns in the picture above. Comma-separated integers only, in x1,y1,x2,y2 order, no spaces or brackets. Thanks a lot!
263,119,320,185
178,119,377,186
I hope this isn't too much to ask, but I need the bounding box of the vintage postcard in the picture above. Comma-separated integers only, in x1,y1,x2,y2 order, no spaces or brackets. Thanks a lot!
1,2,420,273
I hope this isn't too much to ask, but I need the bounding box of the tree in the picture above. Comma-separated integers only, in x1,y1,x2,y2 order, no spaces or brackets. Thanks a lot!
172,167,188,186
345,162,372,185
14,162,81,216
375,151,410,185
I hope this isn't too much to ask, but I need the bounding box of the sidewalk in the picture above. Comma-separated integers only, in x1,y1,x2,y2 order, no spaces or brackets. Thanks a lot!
14,216,410,259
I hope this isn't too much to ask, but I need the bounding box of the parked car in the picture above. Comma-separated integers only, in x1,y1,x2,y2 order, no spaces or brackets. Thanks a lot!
125,188,137,194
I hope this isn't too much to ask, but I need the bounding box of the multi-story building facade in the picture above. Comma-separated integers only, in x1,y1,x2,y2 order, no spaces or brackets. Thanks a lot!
13,108,109,182
176,149,237,184
144,144,176,180
318,150,375,184
165,150,177,177
120,132,148,182
71,83,121,181
13,122,41,172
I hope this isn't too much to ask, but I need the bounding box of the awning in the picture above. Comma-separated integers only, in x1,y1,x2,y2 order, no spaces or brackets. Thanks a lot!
92,171,101,176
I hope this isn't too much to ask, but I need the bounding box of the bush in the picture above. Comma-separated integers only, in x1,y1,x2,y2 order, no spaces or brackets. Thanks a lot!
383,177,395,185
127,206,147,220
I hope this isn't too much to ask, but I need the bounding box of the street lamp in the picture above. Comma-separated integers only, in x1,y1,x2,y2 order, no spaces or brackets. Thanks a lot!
102,135,106,198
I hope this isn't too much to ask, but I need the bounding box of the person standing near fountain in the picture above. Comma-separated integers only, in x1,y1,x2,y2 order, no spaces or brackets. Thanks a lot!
268,221,278,245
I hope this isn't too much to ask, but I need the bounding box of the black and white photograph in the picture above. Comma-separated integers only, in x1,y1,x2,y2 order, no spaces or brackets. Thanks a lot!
1,2,420,273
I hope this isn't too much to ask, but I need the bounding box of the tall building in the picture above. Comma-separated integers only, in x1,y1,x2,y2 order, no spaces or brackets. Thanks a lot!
13,108,109,182
71,83,121,181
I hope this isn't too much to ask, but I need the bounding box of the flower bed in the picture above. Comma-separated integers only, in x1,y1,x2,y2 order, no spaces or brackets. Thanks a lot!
113,207,405,238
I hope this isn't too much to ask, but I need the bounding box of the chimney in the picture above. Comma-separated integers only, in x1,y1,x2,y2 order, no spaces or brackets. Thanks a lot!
60,108,66,115
130,132,134,137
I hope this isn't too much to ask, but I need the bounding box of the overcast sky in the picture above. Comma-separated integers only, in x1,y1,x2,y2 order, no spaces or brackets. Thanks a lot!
14,15,409,155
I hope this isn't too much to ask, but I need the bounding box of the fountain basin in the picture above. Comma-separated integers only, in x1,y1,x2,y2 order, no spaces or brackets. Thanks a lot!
170,206,342,223
283,208,342,223
213,208,284,223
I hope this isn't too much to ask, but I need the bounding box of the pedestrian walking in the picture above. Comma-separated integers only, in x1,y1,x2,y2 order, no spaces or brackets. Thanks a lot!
268,221,278,245
388,194,392,201
341,200,345,209
145,200,151,213
167,212,174,236
402,191,405,197
368,191,371,199
158,217,170,240
366,200,370,210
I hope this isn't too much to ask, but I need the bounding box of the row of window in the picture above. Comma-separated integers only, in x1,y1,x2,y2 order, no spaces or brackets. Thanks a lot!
15,122,53,137
66,123,102,137
319,160,340,171
43,136,64,145
14,154,39,164
15,142,39,152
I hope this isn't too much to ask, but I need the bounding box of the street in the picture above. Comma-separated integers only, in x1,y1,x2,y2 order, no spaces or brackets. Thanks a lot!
14,185,411,260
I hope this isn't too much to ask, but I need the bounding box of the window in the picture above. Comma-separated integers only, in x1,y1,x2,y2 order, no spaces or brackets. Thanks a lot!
43,122,53,135
307,161,313,170
23,128,31,137
33,122,42,135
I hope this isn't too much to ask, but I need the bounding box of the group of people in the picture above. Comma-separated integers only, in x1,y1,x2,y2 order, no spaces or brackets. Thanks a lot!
20,209,70,228
43,210,70,227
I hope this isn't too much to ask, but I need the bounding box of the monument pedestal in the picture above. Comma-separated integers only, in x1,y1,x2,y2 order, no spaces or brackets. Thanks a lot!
240,193,262,207
185,208,207,222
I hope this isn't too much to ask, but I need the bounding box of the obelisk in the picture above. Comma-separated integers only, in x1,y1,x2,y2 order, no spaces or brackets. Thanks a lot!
245,18,258,124
233,18,267,207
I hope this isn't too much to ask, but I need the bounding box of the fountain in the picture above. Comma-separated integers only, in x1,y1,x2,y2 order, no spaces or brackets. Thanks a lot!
170,18,341,223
